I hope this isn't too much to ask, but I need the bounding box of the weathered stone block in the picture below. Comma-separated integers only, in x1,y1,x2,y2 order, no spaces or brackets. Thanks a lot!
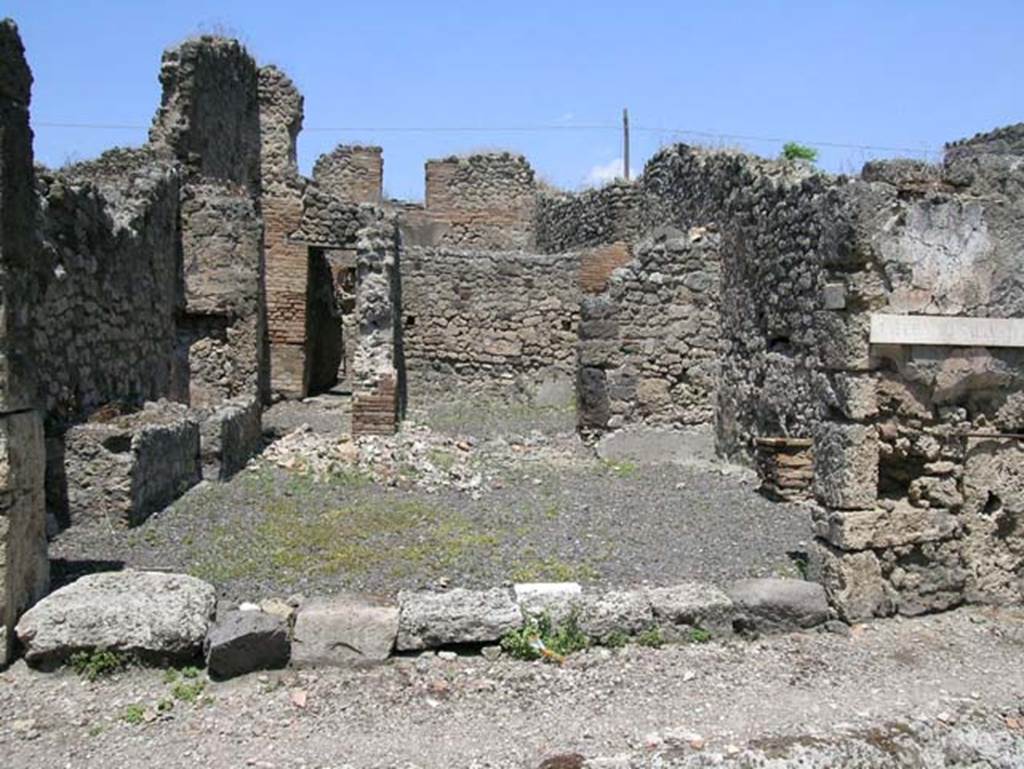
397,588,521,651
727,578,828,633
205,609,290,678
815,501,959,551
831,373,877,420
577,589,654,642
513,582,582,624
63,402,200,526
814,422,879,510
811,542,894,621
15,571,215,665
292,595,398,666
646,582,734,638
0,410,48,666
199,396,262,481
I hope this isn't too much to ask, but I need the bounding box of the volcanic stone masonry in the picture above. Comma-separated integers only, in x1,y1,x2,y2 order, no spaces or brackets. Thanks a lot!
2,14,1024,665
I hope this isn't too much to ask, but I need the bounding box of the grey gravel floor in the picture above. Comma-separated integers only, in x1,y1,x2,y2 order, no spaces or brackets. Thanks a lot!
48,399,813,604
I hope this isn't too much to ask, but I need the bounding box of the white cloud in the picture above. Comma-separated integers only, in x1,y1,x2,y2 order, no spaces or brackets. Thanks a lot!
583,157,639,188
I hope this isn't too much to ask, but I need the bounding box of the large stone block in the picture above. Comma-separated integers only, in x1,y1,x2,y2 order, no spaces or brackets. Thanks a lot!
727,578,828,633
15,571,215,666
814,422,879,510
292,595,398,666
646,582,734,638
577,589,654,642
815,502,959,551
0,410,48,666
513,582,582,624
63,402,200,526
961,437,1024,605
205,609,290,678
811,542,894,621
397,588,522,651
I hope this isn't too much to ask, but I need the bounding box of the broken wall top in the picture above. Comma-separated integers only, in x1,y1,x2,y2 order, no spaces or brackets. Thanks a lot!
149,36,261,192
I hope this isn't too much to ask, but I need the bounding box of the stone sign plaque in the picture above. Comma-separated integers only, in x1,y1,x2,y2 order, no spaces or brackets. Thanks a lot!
870,314,1024,348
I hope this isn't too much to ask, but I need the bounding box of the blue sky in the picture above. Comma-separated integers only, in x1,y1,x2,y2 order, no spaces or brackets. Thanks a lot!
7,1,1022,200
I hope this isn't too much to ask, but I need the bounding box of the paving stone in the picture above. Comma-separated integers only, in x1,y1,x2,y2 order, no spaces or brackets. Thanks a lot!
397,588,522,651
513,582,582,623
205,610,289,679
727,578,829,633
292,595,398,666
577,590,654,642
646,582,735,638
15,571,215,665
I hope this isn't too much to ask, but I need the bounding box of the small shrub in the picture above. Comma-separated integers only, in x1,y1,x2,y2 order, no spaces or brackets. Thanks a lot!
636,627,664,648
171,678,206,703
162,668,179,684
122,704,145,725
70,648,130,681
689,626,712,644
180,665,201,680
500,610,590,662
781,142,818,163
604,630,629,649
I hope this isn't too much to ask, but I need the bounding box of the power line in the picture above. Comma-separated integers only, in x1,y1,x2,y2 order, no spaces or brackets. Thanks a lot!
32,120,942,156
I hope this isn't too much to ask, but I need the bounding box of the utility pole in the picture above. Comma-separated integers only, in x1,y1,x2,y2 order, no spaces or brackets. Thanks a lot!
623,108,630,181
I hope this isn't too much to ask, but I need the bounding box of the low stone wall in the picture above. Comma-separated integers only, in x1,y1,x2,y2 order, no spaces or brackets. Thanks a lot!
198,396,262,481
60,402,200,527
400,246,581,400
577,229,720,436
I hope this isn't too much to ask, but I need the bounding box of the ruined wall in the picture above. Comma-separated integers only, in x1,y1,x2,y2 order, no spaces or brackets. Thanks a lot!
259,65,308,397
313,145,383,204
423,153,537,250
401,247,580,400
0,19,47,665
535,181,644,254
150,38,265,407
577,228,720,435
296,184,403,432
34,150,180,424
811,133,1024,620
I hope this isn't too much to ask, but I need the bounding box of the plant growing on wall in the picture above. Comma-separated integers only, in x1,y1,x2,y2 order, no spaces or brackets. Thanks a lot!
781,142,819,163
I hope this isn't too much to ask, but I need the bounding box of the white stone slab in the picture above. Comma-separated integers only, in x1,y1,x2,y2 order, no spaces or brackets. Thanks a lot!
870,314,1024,348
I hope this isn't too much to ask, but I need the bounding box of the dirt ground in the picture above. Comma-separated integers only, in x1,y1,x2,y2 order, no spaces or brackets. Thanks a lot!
49,398,812,603
2,607,1024,768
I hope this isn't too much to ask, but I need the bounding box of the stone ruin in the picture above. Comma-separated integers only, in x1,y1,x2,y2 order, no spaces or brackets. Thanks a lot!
2,16,1024,663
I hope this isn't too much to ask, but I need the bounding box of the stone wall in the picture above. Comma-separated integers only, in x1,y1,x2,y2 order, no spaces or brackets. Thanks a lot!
577,228,720,436
35,151,180,425
535,181,644,254
0,19,47,665
313,145,383,204
422,153,537,250
401,247,580,400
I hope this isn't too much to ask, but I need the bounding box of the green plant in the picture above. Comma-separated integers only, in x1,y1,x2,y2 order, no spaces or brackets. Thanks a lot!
604,630,629,649
122,704,145,725
602,459,638,479
180,665,201,679
781,142,818,163
689,626,712,644
500,610,590,661
69,648,130,681
171,677,206,703
162,668,179,684
636,627,664,648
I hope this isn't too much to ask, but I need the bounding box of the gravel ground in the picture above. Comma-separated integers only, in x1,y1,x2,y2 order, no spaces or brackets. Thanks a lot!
48,399,811,603
3,607,1024,768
